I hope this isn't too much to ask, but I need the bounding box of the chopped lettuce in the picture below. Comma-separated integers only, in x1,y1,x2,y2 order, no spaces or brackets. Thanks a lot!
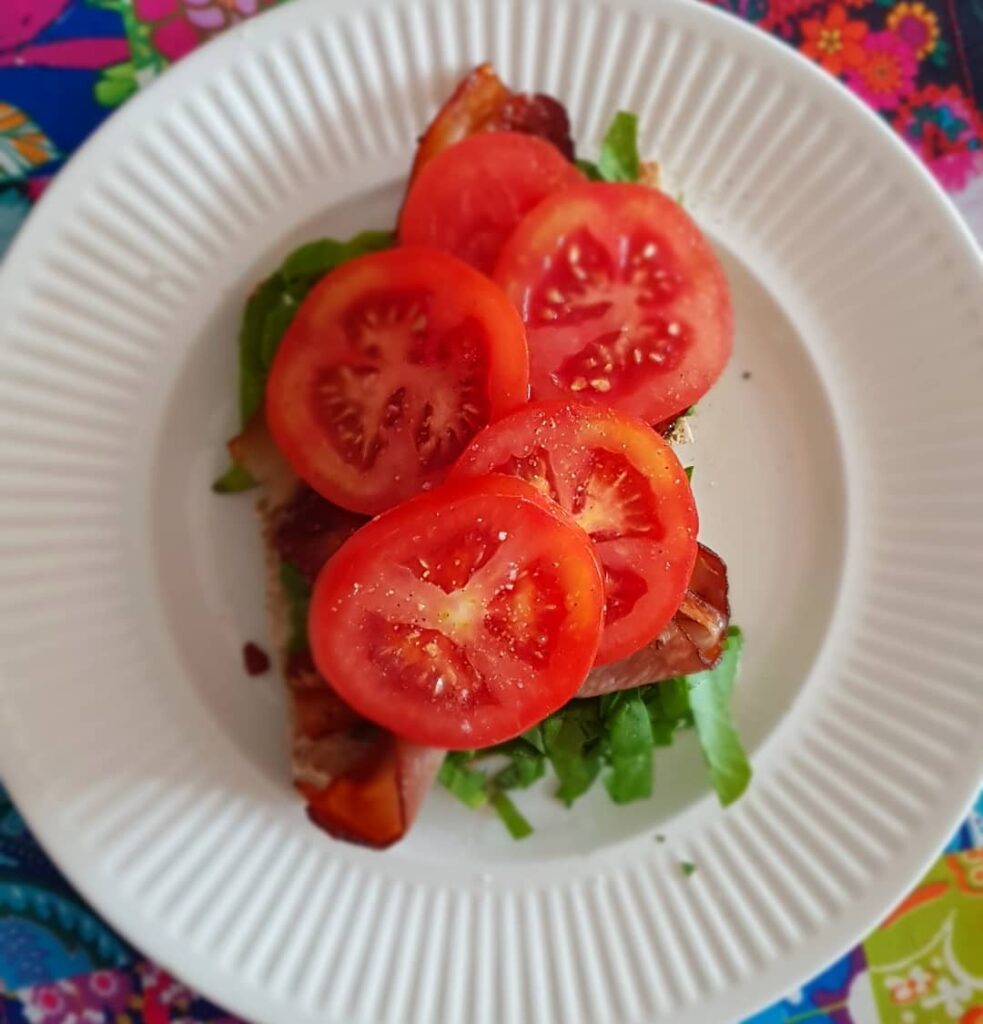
597,111,642,182
439,625,752,837
439,750,537,838
438,753,488,810
489,791,534,839
215,230,394,491
603,691,655,803
577,111,642,183
211,462,257,494
688,627,752,806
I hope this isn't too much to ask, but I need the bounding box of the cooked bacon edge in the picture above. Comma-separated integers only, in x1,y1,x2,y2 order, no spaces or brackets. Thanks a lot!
576,544,730,699
410,63,574,180
231,414,443,847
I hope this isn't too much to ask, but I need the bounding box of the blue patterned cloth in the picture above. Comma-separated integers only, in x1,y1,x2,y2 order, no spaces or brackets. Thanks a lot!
1,2,982,1022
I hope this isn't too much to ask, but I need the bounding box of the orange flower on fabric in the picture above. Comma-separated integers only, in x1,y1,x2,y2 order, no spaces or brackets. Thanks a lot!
800,5,868,76
887,2,941,61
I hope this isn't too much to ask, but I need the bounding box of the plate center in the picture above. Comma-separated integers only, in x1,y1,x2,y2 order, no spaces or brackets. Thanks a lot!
152,188,847,861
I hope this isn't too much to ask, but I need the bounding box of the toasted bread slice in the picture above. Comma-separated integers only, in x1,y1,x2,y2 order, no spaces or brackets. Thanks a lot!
230,414,443,847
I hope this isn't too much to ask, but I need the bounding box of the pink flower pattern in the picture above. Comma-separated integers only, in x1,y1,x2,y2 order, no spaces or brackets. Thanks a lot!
133,0,273,63
847,31,918,112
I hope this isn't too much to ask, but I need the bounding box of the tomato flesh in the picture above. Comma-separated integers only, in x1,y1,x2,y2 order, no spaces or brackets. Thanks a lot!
308,476,604,749
494,183,732,424
266,247,529,514
452,401,698,664
399,132,583,274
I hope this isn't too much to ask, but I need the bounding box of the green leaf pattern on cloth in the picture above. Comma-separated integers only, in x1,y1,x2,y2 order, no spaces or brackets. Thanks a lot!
863,851,983,1023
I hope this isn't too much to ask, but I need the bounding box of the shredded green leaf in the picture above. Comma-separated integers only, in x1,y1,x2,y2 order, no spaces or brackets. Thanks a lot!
687,627,752,807
575,111,642,184
489,790,534,839
238,273,285,428
215,230,395,492
211,462,256,494
680,861,697,877
439,753,489,810
492,741,546,790
597,111,642,183
684,465,694,482
542,703,605,805
603,690,654,803
438,752,536,838
575,157,603,180
439,625,751,838
279,561,312,656
280,230,393,282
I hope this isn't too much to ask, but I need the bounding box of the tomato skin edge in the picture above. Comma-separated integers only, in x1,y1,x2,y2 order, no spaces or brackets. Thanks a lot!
398,132,584,274
492,182,733,424
450,400,700,666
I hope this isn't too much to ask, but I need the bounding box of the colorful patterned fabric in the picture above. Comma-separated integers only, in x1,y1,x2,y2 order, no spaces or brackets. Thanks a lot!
717,0,983,191
0,2,981,1022
2,787,979,1022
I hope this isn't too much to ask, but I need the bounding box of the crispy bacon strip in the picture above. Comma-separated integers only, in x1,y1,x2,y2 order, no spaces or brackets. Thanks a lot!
577,544,730,698
411,63,575,179
230,415,444,847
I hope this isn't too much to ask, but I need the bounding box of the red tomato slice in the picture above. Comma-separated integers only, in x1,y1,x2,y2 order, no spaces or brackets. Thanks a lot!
494,183,732,424
399,133,583,275
308,476,604,749
266,247,529,515
451,401,698,664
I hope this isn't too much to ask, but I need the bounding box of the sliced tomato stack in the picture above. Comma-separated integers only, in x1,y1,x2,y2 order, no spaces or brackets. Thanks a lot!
309,477,605,749
452,401,698,665
260,84,732,755
399,132,583,274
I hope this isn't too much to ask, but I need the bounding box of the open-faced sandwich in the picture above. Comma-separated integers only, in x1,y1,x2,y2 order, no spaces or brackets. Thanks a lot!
216,65,750,847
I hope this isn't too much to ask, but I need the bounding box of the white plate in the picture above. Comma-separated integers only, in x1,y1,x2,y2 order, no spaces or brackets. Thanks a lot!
1,0,982,1021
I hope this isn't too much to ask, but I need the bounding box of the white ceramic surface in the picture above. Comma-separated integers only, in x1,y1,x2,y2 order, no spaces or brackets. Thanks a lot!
0,1,981,1021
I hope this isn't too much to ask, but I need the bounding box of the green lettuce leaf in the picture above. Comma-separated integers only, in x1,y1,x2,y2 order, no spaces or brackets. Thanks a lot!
541,702,605,805
279,231,393,283
575,157,604,181
603,689,654,803
441,624,751,837
489,790,534,839
439,753,489,810
211,462,256,494
492,741,546,790
597,111,641,183
438,748,538,837
687,627,752,806
576,111,642,184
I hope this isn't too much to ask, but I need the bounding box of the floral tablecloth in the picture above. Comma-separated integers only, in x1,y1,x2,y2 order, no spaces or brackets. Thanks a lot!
1,2,981,1022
